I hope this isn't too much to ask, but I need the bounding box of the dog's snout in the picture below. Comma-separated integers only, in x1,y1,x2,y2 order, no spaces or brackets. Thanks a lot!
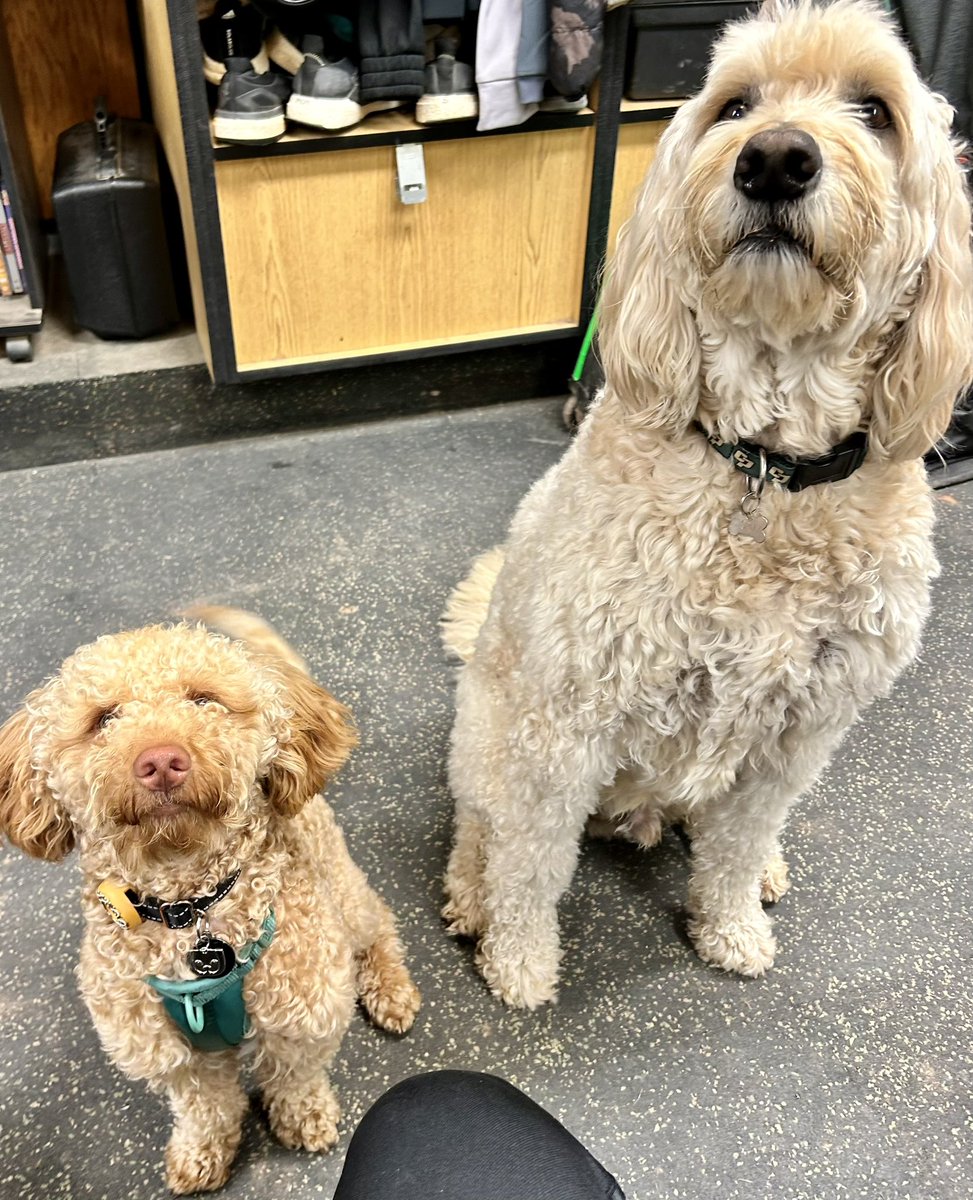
133,744,192,792
734,129,822,203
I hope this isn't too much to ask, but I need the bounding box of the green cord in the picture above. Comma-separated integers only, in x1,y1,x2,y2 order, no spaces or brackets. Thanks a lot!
572,304,600,382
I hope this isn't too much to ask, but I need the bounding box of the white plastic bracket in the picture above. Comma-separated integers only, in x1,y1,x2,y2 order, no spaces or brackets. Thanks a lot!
395,143,427,205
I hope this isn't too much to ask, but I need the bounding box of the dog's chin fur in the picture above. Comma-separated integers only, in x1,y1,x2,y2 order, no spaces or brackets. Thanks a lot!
703,245,844,340
109,796,232,870
441,0,973,1010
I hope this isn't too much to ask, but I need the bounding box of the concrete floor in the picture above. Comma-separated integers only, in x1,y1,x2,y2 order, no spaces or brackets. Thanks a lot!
0,399,970,1200
0,257,203,390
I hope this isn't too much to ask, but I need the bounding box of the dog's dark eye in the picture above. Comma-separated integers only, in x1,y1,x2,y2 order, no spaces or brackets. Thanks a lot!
96,707,120,731
855,98,892,130
718,98,750,122
191,695,213,707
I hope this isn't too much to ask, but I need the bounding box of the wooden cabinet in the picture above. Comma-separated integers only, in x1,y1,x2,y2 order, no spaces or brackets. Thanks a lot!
138,1,675,384
217,127,594,372
606,113,669,261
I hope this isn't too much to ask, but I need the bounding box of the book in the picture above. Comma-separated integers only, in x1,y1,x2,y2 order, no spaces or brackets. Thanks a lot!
0,192,23,295
0,250,10,297
1,187,25,272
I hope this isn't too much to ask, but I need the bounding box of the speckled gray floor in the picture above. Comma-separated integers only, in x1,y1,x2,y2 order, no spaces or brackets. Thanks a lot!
0,400,971,1200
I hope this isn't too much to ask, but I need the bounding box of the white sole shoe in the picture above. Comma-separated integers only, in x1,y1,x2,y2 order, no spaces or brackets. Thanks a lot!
538,93,588,114
286,92,402,132
212,108,285,144
415,91,477,124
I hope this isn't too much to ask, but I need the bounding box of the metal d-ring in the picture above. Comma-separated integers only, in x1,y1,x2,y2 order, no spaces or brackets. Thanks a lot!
741,447,768,516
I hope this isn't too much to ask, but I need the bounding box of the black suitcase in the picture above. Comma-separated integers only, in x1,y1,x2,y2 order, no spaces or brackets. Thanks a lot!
625,2,759,100
52,103,178,339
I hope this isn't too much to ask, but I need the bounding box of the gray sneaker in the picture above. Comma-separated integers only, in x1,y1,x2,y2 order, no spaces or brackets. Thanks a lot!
416,37,477,124
213,57,288,144
286,36,401,132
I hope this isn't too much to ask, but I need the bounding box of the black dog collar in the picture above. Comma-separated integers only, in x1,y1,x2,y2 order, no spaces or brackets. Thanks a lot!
128,870,242,930
696,422,869,492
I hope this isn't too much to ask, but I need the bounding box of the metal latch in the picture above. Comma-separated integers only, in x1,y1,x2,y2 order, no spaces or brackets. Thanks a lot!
395,143,427,205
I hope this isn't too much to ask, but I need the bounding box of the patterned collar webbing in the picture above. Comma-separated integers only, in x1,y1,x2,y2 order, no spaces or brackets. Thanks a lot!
696,423,869,492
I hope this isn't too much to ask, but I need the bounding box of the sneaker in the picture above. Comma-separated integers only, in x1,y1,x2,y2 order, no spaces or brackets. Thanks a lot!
286,36,401,132
213,57,288,144
416,36,477,124
200,0,269,85
539,85,588,114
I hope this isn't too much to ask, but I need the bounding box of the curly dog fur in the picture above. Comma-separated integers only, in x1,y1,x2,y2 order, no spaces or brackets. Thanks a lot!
442,0,973,1007
0,607,419,1193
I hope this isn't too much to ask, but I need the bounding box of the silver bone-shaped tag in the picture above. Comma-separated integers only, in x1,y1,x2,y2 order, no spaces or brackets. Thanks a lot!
729,505,768,542
729,449,769,543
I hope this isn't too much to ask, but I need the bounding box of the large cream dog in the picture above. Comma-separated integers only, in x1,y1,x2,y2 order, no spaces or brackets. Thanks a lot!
442,0,973,1008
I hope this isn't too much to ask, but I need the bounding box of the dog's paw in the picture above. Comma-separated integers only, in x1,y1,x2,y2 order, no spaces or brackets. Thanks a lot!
441,873,487,936
688,912,777,977
266,1084,341,1153
760,854,791,904
586,809,664,849
623,807,665,850
476,944,559,1010
362,973,421,1035
165,1135,235,1195
585,814,625,841
441,886,487,938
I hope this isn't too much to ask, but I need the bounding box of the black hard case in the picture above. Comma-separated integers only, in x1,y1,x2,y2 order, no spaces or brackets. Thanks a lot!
626,2,759,100
52,108,178,339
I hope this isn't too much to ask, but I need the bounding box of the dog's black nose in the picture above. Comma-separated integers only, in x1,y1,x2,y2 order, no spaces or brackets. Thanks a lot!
734,129,822,202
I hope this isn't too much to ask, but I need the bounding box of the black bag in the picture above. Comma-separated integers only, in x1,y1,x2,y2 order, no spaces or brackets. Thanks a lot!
52,102,178,339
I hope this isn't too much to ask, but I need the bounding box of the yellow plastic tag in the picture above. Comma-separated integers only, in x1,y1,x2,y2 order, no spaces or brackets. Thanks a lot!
96,879,142,929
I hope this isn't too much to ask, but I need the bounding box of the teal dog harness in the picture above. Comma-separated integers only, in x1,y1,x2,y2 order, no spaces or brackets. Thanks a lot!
147,910,276,1052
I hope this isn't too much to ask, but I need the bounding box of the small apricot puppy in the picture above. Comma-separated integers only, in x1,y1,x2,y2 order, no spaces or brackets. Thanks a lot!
0,606,419,1194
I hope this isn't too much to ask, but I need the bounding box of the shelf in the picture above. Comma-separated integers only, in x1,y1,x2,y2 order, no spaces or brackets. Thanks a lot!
234,324,580,377
0,291,42,334
212,105,596,160
619,97,685,123
0,12,44,314
142,0,672,381
216,125,594,368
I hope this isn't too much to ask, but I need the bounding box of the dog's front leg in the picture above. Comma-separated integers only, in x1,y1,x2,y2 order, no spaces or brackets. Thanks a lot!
475,750,606,1010
686,732,840,976
246,901,358,1152
162,1055,250,1194
81,963,247,1194
253,1029,345,1152
448,670,611,1008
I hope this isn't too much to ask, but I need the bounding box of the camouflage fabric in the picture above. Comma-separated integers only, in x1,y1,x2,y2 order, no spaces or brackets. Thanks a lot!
548,0,606,97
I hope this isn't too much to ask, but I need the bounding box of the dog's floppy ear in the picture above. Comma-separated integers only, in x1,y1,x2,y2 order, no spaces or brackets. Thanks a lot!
598,115,702,431
265,663,358,817
0,702,75,861
870,100,973,461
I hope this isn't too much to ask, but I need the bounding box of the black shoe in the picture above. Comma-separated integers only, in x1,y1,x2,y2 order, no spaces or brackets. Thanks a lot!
213,57,289,144
201,0,269,85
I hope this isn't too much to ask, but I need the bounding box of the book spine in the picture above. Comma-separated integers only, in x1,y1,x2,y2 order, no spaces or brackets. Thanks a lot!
1,188,25,272
0,207,23,294
0,250,10,297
